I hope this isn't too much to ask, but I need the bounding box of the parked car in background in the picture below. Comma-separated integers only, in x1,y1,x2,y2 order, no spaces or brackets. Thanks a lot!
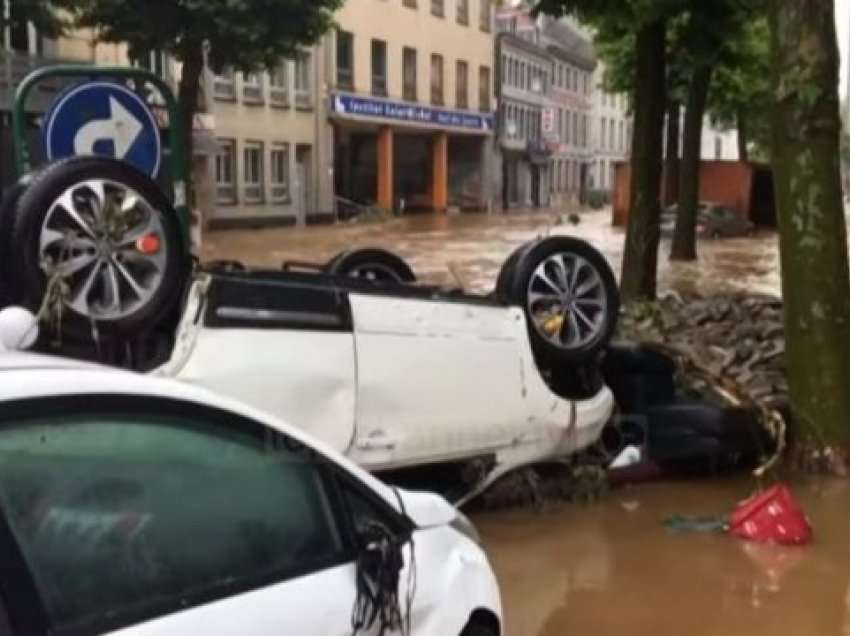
662,202,755,239
0,349,502,636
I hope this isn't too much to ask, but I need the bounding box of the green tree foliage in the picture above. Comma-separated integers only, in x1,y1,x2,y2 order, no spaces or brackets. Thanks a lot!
56,0,342,194
707,17,771,161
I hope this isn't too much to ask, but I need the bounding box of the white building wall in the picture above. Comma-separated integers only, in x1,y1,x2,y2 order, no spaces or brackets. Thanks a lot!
590,62,632,193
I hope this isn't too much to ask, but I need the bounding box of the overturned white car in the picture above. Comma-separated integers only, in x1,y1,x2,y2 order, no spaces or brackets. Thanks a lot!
0,157,621,500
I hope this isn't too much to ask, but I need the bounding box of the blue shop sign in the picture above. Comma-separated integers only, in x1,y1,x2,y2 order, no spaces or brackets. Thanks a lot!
332,93,493,133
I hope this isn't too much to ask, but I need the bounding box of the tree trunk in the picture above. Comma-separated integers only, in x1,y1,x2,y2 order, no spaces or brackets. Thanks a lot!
769,0,850,463
620,18,667,303
671,65,713,261
664,100,681,207
177,43,204,215
737,109,750,162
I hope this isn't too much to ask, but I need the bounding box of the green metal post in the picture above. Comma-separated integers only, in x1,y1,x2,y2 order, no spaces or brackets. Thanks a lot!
11,65,191,247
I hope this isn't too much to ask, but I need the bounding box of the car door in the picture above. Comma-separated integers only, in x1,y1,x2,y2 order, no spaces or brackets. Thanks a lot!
347,291,528,469
170,274,357,453
0,395,366,636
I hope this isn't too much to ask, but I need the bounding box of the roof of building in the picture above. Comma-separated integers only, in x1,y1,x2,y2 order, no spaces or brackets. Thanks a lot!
542,18,597,71
496,31,552,64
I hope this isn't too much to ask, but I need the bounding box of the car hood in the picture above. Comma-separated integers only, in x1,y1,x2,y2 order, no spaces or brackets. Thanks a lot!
395,488,458,528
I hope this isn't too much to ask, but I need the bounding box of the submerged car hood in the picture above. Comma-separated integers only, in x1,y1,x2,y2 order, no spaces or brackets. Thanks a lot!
395,488,458,528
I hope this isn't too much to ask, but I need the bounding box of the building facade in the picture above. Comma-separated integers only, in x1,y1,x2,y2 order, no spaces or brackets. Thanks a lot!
494,6,596,210
591,62,632,194
209,49,334,228
326,0,497,214
495,31,552,209
539,18,595,207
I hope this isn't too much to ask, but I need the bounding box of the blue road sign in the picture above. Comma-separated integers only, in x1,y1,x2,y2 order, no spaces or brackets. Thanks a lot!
43,81,162,178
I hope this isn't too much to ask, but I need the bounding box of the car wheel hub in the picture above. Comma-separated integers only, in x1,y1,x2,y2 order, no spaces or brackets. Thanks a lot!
526,252,607,350
39,179,167,321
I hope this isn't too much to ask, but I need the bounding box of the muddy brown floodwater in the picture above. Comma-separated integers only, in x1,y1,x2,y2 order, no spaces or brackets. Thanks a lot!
201,208,783,297
474,478,850,636
203,210,844,635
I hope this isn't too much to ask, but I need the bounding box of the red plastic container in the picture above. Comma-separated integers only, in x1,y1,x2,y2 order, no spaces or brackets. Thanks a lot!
729,484,812,546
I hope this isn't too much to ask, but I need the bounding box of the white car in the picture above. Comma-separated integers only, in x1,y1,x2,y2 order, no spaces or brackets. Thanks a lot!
1,157,621,501
0,349,501,636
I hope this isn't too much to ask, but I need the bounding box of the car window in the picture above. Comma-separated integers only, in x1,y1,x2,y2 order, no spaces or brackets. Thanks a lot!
0,400,346,634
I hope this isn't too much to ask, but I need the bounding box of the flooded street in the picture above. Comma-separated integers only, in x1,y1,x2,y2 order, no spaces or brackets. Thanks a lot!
203,211,834,635
475,478,850,636
201,208,783,297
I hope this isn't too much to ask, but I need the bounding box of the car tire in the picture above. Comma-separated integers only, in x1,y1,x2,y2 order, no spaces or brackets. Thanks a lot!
498,236,620,366
494,240,534,300
460,622,499,636
9,156,189,340
325,248,416,283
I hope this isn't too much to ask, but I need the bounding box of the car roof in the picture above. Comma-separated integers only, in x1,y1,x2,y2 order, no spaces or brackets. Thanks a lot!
0,351,401,511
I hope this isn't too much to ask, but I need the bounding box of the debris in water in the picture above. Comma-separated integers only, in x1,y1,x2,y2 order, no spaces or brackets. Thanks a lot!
729,484,812,546
621,500,641,513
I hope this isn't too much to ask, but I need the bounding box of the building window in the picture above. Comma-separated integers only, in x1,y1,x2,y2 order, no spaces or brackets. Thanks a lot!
431,53,444,105
134,50,171,82
371,39,388,96
479,65,491,113
295,51,312,109
214,67,236,101
609,119,615,151
456,60,468,109
403,47,417,101
457,0,469,25
215,139,237,204
403,0,417,7
431,0,444,17
270,62,289,107
480,0,491,32
582,115,588,147
336,30,354,91
243,142,265,204
619,121,624,152
270,144,290,203
600,117,606,151
242,72,263,103
715,137,723,159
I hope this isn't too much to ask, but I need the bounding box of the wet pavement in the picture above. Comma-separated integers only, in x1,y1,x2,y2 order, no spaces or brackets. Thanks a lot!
201,208,783,297
475,477,850,636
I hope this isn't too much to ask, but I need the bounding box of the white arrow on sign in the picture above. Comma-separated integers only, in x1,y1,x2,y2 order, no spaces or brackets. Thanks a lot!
73,96,144,159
